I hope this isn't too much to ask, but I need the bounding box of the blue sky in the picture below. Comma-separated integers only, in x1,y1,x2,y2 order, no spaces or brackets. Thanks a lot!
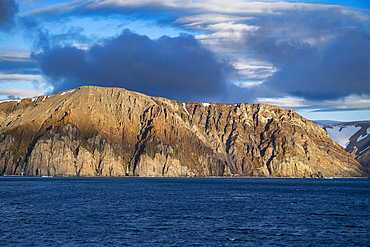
0,0,370,122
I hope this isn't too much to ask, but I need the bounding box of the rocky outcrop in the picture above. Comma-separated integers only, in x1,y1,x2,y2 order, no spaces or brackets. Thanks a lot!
0,134,18,175
24,125,126,177
0,86,368,177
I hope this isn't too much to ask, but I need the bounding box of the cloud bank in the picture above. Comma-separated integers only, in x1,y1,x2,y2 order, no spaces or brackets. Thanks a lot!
9,0,370,111
0,88,46,99
264,29,370,101
32,30,244,102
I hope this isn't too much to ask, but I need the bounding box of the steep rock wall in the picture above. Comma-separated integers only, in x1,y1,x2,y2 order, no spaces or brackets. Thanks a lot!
0,86,368,177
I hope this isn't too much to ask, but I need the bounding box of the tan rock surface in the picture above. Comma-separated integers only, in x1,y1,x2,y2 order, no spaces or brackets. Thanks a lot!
0,86,368,177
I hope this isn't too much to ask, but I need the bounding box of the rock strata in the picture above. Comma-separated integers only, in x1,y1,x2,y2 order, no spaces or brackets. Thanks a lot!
0,86,368,177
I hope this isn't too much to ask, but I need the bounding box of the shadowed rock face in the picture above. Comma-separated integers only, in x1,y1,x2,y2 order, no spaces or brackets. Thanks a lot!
0,86,368,177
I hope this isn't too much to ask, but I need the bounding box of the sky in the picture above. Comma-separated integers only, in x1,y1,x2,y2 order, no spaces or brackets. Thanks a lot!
0,0,370,122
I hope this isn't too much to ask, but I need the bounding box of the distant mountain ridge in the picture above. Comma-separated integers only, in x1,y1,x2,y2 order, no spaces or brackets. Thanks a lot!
0,86,368,177
317,121,370,172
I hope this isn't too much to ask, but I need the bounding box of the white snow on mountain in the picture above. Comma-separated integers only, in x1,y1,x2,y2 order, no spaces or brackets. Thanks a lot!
183,103,189,115
325,125,361,148
61,89,75,96
0,99,21,103
316,121,370,153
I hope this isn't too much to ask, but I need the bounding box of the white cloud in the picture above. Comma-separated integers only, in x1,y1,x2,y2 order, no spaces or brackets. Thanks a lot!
323,95,370,110
27,0,348,18
255,95,370,111
256,97,310,108
0,47,32,62
234,62,277,80
0,88,46,98
240,81,263,88
175,14,253,27
0,74,42,82
22,0,91,16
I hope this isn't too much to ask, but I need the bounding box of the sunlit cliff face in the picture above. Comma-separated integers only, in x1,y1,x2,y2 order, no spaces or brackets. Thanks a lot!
0,86,368,177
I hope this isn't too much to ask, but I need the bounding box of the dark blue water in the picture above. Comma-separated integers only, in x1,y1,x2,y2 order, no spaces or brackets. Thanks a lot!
1,177,369,246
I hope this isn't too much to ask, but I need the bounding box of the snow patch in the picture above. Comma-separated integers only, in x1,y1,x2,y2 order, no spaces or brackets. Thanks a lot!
183,103,189,115
357,127,370,142
42,95,52,101
202,103,210,107
325,125,361,148
61,89,75,96
0,99,21,103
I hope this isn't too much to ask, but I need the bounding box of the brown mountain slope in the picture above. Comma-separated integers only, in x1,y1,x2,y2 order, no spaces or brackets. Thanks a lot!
0,86,368,177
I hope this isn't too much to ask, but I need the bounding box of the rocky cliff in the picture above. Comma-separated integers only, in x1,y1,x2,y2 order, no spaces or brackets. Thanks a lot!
0,86,368,177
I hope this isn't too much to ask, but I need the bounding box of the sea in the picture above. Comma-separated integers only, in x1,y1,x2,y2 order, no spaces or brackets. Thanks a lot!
1,177,369,246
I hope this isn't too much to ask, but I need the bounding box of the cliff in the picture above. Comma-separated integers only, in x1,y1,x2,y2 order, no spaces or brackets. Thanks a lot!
0,86,368,177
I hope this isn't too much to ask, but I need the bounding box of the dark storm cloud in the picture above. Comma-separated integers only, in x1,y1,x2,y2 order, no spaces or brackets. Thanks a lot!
0,0,18,31
264,29,370,101
241,7,363,64
238,8,370,101
32,30,243,102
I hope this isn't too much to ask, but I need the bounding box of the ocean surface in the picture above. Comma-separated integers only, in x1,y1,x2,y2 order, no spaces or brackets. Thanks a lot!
1,177,369,246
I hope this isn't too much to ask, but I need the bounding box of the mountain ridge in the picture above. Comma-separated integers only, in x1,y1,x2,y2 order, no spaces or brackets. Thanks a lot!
0,86,368,177
317,121,370,173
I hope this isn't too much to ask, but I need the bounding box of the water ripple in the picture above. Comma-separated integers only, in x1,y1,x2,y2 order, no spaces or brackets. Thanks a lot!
1,177,369,246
